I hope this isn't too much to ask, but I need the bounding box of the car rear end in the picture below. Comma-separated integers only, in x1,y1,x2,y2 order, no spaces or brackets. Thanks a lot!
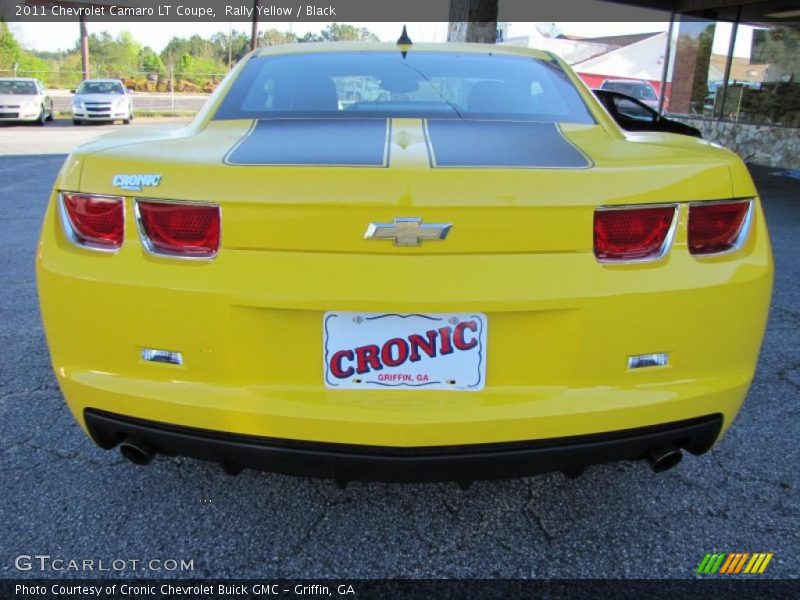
36,44,773,483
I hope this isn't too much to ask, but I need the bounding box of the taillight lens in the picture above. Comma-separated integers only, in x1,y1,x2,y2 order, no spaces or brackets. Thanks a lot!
60,193,124,251
594,205,676,262
688,200,751,255
136,201,220,258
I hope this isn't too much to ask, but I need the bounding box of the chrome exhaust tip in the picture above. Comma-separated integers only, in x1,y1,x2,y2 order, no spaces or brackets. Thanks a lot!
119,436,156,466
647,443,683,473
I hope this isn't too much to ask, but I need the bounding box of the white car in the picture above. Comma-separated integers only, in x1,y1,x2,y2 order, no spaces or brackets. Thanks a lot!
0,78,53,125
72,79,133,125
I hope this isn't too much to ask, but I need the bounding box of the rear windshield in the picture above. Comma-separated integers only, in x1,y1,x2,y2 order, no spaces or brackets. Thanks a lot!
78,81,125,95
214,51,595,124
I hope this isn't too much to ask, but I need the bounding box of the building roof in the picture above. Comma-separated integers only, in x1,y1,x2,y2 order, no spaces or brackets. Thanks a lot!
571,32,668,81
560,32,661,48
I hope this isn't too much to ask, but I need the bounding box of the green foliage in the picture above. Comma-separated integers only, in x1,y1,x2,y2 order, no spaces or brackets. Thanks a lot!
82,31,141,77
260,29,298,47
139,47,165,77
0,20,23,71
210,31,251,65
0,23,379,89
300,23,380,43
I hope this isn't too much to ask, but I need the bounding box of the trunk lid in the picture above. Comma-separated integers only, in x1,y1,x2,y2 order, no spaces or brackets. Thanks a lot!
75,118,735,255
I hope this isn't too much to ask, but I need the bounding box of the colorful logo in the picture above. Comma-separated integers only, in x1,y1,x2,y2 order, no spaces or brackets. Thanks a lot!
697,553,773,574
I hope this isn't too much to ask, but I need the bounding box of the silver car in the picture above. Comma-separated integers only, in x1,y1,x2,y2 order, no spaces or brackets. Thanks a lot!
0,78,54,125
599,79,660,112
72,79,133,125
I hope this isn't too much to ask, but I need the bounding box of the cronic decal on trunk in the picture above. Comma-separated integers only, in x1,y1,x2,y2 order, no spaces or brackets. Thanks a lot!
225,119,391,167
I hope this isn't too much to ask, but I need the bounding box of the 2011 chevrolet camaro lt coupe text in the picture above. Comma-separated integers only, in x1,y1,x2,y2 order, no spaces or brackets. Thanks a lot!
36,42,773,484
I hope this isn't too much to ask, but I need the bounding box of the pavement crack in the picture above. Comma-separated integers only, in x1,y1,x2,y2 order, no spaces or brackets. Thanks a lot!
522,478,556,544
0,380,59,400
288,504,330,558
5,440,125,468
442,496,460,517
777,362,800,391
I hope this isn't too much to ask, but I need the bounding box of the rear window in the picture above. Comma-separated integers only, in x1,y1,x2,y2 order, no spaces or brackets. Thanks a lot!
214,51,595,124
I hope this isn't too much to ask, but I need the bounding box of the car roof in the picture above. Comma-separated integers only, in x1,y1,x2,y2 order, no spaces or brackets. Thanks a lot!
80,79,125,83
603,79,649,85
256,41,553,61
0,77,38,82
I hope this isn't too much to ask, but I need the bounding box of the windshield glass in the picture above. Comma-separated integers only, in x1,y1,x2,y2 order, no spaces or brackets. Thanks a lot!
214,51,595,124
602,81,657,101
78,81,125,95
0,80,37,95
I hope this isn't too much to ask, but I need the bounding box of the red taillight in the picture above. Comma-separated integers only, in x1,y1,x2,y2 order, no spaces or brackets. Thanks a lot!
688,200,751,255
594,205,676,262
136,201,220,258
60,193,124,251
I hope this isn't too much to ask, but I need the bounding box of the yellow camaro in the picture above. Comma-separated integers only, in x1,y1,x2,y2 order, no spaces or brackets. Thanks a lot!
36,42,773,485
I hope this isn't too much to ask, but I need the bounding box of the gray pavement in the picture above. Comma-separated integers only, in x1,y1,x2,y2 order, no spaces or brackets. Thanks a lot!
0,118,191,155
0,128,798,578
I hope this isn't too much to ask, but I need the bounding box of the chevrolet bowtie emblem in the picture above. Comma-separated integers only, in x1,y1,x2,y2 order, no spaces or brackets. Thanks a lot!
364,217,452,246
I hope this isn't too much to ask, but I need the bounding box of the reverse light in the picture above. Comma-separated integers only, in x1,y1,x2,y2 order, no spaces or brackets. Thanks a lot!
688,200,752,256
141,348,183,365
59,192,124,251
136,200,220,259
628,353,669,369
594,204,677,262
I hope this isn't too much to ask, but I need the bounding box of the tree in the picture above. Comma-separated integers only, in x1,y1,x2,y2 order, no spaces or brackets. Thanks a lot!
139,47,165,77
300,23,379,43
447,0,498,43
82,30,141,77
209,31,250,65
260,29,297,47
0,20,23,71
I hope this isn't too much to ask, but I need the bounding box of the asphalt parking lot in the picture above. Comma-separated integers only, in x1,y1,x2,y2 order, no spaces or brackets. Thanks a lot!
1,122,798,579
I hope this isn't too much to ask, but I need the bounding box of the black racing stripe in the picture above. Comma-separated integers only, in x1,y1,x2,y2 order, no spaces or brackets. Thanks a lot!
226,119,389,167
425,120,591,169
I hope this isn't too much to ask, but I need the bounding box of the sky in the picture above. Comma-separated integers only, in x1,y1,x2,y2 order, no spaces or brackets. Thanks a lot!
9,21,671,53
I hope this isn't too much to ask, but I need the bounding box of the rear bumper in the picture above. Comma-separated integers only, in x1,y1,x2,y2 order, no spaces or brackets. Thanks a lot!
85,409,723,482
38,192,772,449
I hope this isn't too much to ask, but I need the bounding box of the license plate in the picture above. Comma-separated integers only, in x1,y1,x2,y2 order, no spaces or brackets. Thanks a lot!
323,312,487,391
